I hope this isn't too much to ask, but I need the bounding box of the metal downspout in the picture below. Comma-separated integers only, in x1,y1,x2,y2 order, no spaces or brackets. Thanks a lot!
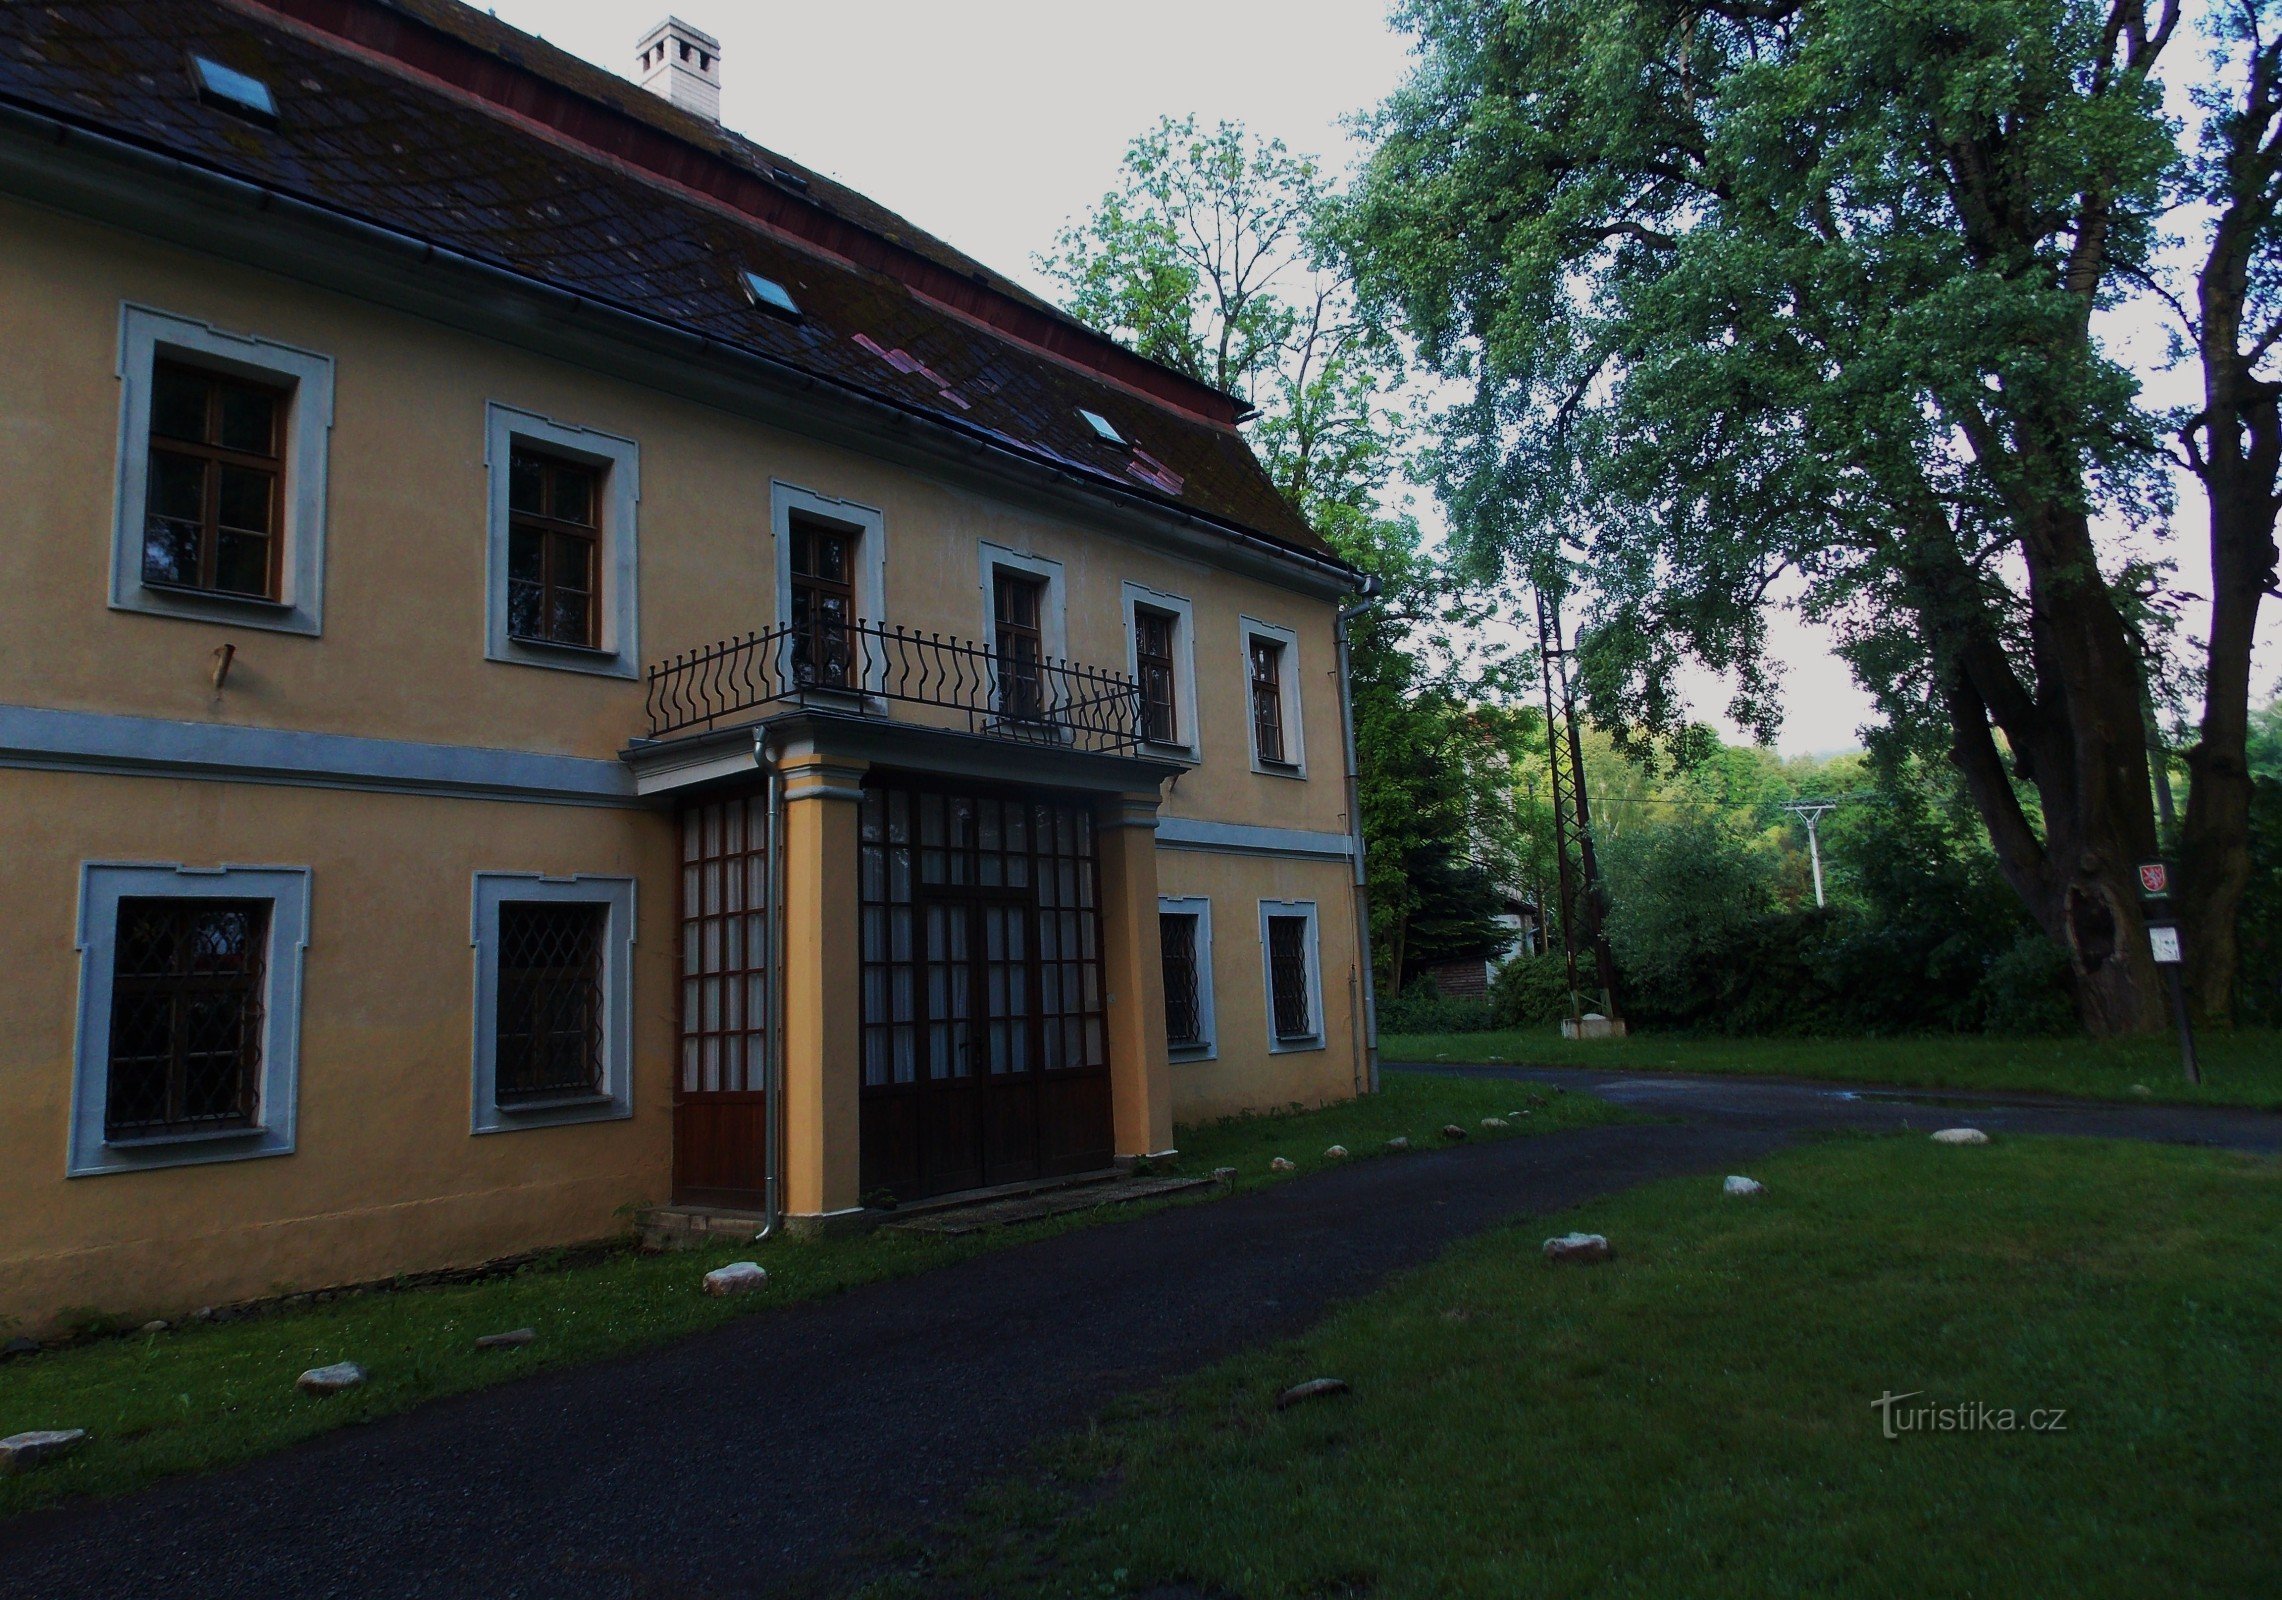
1336,576,1384,1094
754,735,787,1242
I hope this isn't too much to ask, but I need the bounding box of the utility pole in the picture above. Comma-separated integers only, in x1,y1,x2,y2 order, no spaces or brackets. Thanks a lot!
1534,589,1623,1035
1783,801,1837,908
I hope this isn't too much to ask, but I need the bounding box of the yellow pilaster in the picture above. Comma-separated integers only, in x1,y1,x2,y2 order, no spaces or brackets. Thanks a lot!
1096,790,1174,1157
778,750,869,1218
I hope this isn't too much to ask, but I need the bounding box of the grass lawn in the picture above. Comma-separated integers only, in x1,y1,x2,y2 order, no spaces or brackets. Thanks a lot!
1381,1025,2282,1110
866,1134,2282,1600
0,1072,1621,1518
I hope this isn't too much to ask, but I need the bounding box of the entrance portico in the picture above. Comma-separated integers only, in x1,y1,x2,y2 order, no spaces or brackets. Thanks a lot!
630,702,1181,1224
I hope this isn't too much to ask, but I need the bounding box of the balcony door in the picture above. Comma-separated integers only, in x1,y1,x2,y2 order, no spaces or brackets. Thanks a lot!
858,777,1113,1203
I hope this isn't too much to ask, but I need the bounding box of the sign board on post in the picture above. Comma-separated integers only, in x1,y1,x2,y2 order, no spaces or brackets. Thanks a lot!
2149,924,2183,965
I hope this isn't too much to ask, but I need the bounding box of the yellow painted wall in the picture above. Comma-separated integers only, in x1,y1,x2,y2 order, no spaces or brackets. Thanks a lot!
1153,850,1368,1127
0,195,1352,841
0,767,675,1332
0,194,1372,1329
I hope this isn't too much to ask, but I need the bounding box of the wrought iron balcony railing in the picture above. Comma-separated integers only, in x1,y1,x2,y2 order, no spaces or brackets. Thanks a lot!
642,618,1148,754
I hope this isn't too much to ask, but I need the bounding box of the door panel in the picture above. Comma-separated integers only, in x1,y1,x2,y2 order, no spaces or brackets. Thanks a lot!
674,796,772,1206
859,778,1112,1202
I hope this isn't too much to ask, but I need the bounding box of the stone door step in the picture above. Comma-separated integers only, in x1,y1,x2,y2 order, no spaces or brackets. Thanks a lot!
880,1173,1217,1236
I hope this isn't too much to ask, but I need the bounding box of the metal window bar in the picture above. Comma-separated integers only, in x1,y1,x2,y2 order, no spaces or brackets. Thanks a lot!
106,898,269,1138
1267,915,1312,1040
1160,911,1202,1047
495,902,608,1103
644,619,1147,754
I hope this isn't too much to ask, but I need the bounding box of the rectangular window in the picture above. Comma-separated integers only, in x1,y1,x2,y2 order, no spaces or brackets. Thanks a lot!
1136,609,1179,746
994,568,1047,722
1250,635,1287,765
790,516,857,689
493,901,608,1104
506,449,601,649
105,897,270,1139
1267,913,1314,1042
141,359,286,601
1160,911,1203,1048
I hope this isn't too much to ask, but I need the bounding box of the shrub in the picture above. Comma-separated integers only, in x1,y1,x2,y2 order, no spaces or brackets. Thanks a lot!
1377,978,1496,1034
1489,953,1579,1027
1976,933,2077,1036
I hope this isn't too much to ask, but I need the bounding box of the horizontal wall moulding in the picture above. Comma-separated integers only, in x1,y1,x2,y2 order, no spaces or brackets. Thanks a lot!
0,704,639,808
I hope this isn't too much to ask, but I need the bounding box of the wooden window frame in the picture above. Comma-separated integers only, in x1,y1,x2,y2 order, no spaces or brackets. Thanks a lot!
789,513,859,689
505,447,604,651
993,567,1049,723
1250,634,1288,766
103,897,271,1140
1135,608,1180,747
141,358,289,602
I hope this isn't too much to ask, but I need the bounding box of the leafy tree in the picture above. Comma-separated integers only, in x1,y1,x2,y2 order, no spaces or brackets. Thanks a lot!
1038,116,1402,521
1345,0,2278,1033
1040,116,1531,997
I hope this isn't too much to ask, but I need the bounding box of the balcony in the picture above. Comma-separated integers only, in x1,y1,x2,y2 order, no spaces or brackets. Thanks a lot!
640,619,1148,756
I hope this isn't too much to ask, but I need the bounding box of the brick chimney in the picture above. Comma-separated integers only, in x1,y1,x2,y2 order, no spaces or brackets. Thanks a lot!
635,17,720,124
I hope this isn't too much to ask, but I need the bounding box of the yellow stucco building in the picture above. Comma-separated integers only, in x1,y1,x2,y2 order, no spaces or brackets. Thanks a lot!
0,0,1378,1334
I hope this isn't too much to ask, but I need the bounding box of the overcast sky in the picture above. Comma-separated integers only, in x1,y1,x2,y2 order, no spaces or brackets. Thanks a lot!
484,0,2278,758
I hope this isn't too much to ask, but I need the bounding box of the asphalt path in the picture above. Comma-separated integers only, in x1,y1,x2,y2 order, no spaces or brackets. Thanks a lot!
3,1066,2272,1599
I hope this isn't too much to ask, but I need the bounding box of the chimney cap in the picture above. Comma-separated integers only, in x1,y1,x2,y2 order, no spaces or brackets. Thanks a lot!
635,16,721,124
637,16,720,53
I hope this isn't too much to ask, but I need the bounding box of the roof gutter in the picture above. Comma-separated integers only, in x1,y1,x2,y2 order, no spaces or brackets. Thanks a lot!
0,96,1362,597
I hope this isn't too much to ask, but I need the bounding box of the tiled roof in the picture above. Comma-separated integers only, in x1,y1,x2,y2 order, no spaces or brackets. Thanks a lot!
0,0,1341,562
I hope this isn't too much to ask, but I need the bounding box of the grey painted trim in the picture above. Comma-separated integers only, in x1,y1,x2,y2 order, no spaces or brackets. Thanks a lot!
0,703,640,808
1153,816,1353,861
1238,616,1307,779
468,873,637,1134
0,105,1365,607
1122,580,1200,757
1259,897,1327,1055
111,303,335,637
68,861,312,1176
980,541,1069,660
484,403,642,679
1158,894,1217,1063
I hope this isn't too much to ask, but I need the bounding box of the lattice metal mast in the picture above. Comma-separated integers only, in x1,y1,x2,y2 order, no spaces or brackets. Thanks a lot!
1534,590,1622,1022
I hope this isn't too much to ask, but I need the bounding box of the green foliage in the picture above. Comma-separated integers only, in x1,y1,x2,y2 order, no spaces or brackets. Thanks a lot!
0,1084,1623,1517
1601,812,1777,1005
1374,981,1497,1035
878,1139,2282,1599
2242,775,2282,1025
1036,115,1402,524
1378,1026,2282,1107
1042,118,1540,999
1488,952,1576,1027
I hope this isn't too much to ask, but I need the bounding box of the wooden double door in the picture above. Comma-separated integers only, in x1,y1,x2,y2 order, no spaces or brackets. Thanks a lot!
858,777,1114,1203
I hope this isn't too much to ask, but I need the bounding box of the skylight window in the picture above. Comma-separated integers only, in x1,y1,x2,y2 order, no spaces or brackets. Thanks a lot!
742,272,801,319
189,56,277,125
1078,409,1125,445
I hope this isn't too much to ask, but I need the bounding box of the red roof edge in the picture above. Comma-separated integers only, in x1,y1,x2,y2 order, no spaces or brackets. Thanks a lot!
240,0,1252,429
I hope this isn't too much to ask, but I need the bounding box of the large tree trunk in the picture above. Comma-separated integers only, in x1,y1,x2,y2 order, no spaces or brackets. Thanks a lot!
2178,154,2282,1027
2179,458,2276,1026
1925,501,2170,1035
